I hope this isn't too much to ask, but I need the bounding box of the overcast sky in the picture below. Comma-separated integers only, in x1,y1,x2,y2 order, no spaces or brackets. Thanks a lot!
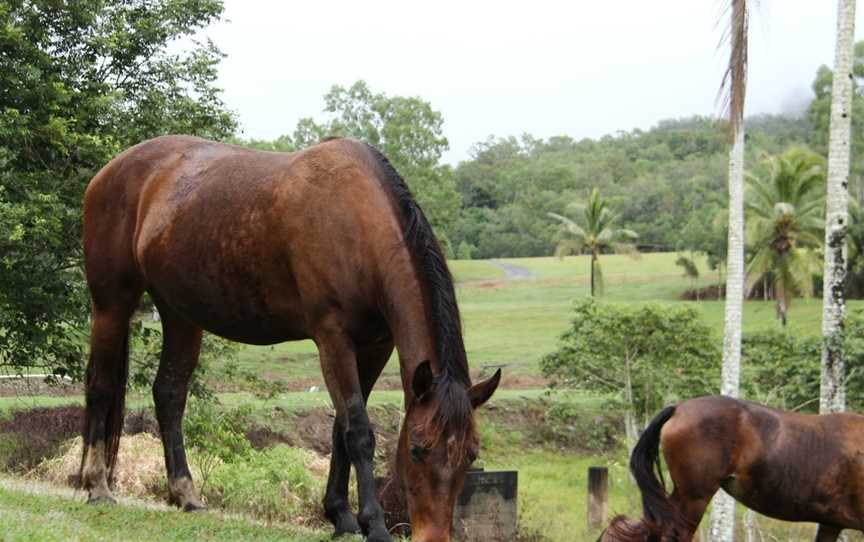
203,1,862,164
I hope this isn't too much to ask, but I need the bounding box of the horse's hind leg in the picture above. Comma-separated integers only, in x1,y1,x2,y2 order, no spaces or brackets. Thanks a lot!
815,525,842,542
323,339,394,537
151,299,205,511
81,298,140,504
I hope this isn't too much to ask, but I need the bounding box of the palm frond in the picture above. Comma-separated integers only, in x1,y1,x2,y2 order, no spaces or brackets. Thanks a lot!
676,256,700,279
717,0,753,139
554,239,585,259
548,212,588,239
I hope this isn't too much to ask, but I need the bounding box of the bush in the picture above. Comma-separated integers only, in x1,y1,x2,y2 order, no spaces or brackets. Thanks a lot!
742,312,864,412
204,445,327,524
541,400,621,453
541,299,719,420
184,400,253,492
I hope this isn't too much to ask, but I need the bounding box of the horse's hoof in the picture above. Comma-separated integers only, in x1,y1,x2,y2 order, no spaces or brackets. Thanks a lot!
87,494,117,506
182,499,207,512
365,527,393,542
332,519,362,538
330,510,361,538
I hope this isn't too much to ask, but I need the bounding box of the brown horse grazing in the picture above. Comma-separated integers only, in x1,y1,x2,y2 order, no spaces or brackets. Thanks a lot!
79,135,501,542
598,395,864,542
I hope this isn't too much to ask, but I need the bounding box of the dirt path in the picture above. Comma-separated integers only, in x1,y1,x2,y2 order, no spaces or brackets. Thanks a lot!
488,260,533,279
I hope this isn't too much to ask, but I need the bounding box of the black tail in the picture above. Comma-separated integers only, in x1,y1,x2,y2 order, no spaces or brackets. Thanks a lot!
630,405,690,541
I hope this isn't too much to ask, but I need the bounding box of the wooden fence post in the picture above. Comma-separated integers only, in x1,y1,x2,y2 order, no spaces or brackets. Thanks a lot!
588,466,608,528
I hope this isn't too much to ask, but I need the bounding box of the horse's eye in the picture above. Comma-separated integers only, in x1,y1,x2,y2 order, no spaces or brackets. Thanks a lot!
410,445,428,463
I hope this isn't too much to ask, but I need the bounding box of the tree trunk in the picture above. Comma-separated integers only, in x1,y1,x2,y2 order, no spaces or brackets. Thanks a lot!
623,354,638,454
710,124,745,542
744,509,756,542
821,0,856,415
590,251,596,297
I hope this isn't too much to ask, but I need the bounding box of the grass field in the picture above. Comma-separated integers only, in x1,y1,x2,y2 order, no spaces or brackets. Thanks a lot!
1,253,854,541
230,252,847,381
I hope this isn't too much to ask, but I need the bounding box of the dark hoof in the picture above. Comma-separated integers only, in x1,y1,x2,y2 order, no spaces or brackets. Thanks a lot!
365,527,392,542
87,494,117,506
332,517,362,538
182,500,207,512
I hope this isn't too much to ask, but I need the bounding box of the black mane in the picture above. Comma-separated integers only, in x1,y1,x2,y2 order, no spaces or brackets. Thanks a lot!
365,144,472,391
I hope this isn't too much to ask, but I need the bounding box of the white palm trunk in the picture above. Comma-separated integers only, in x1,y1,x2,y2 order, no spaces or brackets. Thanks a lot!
709,127,745,542
820,0,857,415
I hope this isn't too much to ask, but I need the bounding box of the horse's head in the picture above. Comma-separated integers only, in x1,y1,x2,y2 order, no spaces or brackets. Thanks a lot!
396,361,500,542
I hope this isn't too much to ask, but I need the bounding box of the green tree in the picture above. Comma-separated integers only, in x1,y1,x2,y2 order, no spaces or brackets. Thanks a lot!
548,188,638,296
0,0,235,377
807,40,864,200
541,299,719,451
675,255,700,299
284,80,461,237
744,149,825,326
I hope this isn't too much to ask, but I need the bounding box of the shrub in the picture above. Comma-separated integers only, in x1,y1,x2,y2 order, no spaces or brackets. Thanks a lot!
204,445,327,524
183,400,253,492
742,311,864,412
541,298,719,448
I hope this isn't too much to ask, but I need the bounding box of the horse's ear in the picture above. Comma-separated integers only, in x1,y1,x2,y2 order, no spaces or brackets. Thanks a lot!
468,369,501,409
412,360,435,401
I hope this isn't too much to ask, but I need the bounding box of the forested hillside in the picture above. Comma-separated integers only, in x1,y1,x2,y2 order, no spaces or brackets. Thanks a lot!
449,114,820,259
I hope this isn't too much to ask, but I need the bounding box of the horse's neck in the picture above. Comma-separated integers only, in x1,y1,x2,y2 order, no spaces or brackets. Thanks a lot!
380,257,439,397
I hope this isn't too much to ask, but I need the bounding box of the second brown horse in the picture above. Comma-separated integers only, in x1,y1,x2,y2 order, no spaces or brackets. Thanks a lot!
79,135,500,542
601,395,864,542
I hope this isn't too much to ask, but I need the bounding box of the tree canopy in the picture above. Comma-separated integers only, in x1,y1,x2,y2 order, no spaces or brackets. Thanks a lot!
0,0,235,376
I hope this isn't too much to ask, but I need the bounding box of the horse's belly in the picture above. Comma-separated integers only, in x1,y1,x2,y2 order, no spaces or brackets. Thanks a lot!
158,282,309,344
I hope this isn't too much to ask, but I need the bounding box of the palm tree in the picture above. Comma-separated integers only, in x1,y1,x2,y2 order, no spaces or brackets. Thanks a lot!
821,0,857,415
745,149,826,326
548,188,638,297
711,1,750,539
676,254,701,300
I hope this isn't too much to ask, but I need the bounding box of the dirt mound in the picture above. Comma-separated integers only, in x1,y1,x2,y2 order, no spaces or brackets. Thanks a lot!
0,405,83,472
680,284,725,300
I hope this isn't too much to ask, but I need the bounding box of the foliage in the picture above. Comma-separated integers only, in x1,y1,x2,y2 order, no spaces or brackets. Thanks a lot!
128,322,240,401
540,299,719,433
204,444,325,523
541,400,621,453
239,80,461,237
548,188,638,296
807,41,864,182
184,400,253,492
744,148,826,324
742,312,864,412
0,0,236,377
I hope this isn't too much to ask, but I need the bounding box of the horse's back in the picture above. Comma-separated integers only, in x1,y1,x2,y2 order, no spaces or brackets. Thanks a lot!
83,136,405,344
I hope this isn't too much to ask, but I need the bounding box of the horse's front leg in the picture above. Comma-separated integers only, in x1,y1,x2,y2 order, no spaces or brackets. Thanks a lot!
323,416,362,536
318,326,392,542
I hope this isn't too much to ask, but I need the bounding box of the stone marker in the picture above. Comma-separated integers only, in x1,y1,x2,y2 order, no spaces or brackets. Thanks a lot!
452,469,518,541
